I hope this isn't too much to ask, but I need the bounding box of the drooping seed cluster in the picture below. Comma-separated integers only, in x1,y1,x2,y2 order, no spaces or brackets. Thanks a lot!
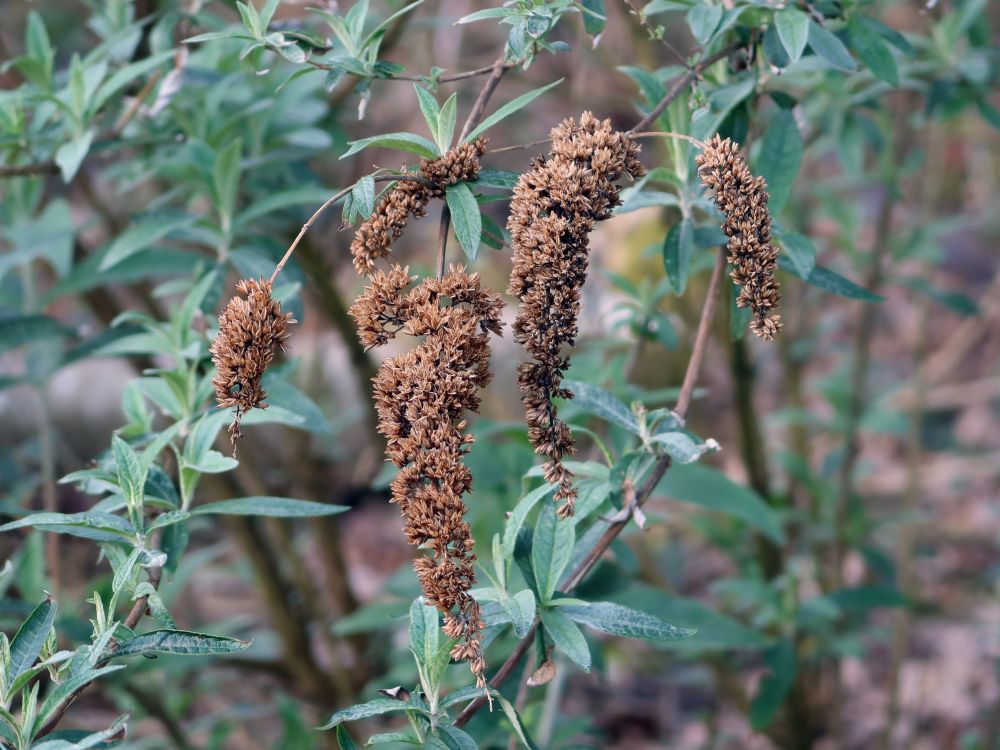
507,112,645,517
350,138,487,275
695,134,781,340
210,278,294,449
348,141,500,687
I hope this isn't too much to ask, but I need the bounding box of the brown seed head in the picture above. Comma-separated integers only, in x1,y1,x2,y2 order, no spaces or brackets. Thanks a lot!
350,138,487,275
210,278,294,449
363,264,502,684
695,134,782,340
507,112,644,515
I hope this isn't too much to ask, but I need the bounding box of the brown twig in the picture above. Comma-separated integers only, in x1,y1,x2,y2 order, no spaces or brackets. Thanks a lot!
269,174,430,284
629,43,741,134
455,248,728,727
436,53,509,281
0,161,59,178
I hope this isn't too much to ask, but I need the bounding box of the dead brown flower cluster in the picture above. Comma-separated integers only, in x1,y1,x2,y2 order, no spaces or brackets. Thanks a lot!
210,278,294,448
696,134,782,340
348,139,500,686
507,112,645,516
350,138,487,275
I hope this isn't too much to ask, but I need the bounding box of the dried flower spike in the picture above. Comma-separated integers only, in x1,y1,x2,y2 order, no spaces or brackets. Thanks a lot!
210,278,294,449
350,138,487,275
695,134,782,340
359,265,503,687
507,112,645,516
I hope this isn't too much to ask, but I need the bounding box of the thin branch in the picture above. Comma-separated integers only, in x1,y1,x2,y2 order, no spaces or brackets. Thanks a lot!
36,565,162,738
269,174,430,284
629,42,741,134
0,161,59,178
455,248,728,728
436,53,510,281
299,57,517,84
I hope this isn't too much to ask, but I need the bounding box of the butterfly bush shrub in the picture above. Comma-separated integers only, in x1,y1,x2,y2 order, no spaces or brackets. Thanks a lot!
0,0,994,748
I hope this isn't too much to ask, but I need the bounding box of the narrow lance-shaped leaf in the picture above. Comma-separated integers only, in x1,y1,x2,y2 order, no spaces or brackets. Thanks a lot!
463,79,563,143
445,182,482,262
9,597,57,680
190,497,349,517
113,630,251,658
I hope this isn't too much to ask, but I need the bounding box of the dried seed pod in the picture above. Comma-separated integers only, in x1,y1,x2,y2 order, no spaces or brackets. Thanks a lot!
210,278,294,449
695,134,782,340
350,138,487,275
507,112,645,516
366,265,503,687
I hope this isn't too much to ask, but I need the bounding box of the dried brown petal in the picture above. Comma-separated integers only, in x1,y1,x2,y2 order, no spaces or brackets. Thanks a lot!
507,112,644,515
210,278,294,451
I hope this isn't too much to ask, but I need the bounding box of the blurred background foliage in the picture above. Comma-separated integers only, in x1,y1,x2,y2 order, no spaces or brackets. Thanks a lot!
0,0,999,748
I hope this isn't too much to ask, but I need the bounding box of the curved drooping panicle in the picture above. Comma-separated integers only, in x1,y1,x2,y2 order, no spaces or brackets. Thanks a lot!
695,134,781,340
507,112,645,517
350,138,487,275
353,265,503,687
210,278,294,448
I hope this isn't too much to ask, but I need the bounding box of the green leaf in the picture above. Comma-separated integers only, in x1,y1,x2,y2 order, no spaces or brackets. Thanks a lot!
214,138,243,230
0,315,74,354
558,601,695,641
352,175,376,219
561,379,638,433
539,607,591,672
99,214,195,271
445,182,482,262
340,132,440,160
437,92,458,151
414,86,441,143
191,497,349,517
55,128,95,182
657,463,784,543
532,503,574,604
749,639,797,730
581,0,606,37
663,217,695,294
368,732,420,745
237,0,263,38
336,726,361,750
902,276,979,316
808,22,855,71
806,265,884,302
503,484,554,556
500,589,536,638
757,109,803,213
91,50,175,114
778,231,816,280
686,5,722,46
650,431,718,463
408,597,439,676
457,8,512,24
319,699,417,731
477,169,520,190
0,512,135,542
435,726,478,750
113,629,250,658
463,79,563,143
113,435,146,533
236,187,336,225
774,7,810,64
9,597,57,680
847,13,899,86
36,665,125,731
